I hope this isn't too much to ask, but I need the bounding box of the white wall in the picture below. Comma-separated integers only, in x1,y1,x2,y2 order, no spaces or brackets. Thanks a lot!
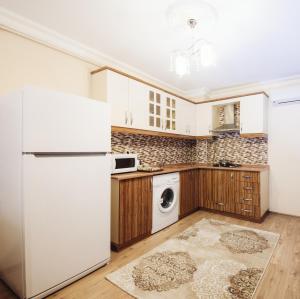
267,84,300,216
0,29,96,97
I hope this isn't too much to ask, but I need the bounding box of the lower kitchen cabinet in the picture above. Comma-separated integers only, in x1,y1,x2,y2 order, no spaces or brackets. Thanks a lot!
111,177,152,251
179,169,199,218
199,169,213,207
110,167,269,251
211,170,239,213
199,169,269,222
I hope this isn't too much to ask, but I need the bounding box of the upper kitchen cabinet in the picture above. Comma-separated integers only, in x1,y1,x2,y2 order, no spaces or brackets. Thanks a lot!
129,79,149,129
91,69,148,130
91,70,130,127
91,68,184,135
239,93,269,137
196,102,213,137
177,98,196,135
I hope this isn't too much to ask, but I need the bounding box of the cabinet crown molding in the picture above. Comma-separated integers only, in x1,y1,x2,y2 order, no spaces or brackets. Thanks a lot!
91,66,195,103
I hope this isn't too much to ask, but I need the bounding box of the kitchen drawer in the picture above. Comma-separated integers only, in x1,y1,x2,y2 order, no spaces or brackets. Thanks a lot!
240,181,259,194
237,193,260,206
209,201,235,214
239,171,259,183
235,203,260,219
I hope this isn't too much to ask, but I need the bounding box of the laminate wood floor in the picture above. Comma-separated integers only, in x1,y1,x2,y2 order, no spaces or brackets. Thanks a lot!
1,211,299,299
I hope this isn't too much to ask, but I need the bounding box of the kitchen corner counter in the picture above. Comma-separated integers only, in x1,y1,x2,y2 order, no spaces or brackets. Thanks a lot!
111,163,269,180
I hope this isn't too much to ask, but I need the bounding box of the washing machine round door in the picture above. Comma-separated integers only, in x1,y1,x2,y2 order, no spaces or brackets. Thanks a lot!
159,187,177,213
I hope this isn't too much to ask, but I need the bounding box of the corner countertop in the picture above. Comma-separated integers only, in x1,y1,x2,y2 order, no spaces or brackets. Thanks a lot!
111,163,269,180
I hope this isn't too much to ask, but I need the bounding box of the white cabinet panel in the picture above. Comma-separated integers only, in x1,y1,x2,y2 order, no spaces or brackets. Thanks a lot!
107,71,129,127
187,101,196,135
129,80,149,130
22,87,111,153
240,94,268,134
177,98,188,135
177,99,196,135
196,102,213,136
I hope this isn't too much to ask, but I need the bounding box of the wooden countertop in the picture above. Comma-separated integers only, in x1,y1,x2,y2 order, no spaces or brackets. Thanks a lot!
111,163,269,180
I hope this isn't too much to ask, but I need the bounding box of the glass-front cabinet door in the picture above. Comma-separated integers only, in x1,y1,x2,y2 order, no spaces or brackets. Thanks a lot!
148,89,177,133
165,96,176,132
148,89,162,131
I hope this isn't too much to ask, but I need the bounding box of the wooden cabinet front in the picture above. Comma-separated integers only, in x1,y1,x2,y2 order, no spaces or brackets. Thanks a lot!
111,177,152,250
199,169,268,222
212,170,238,213
180,169,199,218
199,169,213,208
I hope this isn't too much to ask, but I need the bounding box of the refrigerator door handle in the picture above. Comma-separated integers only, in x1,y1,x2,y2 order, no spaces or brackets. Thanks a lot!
23,152,108,157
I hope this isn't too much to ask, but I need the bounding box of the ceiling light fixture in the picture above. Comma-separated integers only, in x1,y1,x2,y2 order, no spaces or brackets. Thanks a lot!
166,0,218,77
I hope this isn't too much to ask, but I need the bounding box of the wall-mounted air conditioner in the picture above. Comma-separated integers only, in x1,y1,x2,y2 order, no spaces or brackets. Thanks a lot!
272,97,300,105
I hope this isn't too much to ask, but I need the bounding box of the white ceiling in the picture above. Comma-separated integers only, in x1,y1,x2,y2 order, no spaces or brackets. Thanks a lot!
1,0,300,95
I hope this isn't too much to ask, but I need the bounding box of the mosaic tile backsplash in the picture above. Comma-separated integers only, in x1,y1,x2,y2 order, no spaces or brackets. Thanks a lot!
111,132,268,166
111,132,197,166
196,133,268,165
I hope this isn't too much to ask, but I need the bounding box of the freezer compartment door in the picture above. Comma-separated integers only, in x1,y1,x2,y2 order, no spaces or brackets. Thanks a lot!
23,154,110,298
22,86,111,153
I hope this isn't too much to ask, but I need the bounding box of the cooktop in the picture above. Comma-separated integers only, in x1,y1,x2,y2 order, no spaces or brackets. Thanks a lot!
213,160,241,168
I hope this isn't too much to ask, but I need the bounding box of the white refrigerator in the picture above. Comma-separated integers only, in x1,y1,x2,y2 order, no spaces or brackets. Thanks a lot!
0,86,111,299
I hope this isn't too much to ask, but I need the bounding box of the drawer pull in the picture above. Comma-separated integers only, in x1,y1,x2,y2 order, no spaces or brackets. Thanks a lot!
217,202,224,206
242,198,253,201
244,187,253,190
242,209,252,212
243,175,252,179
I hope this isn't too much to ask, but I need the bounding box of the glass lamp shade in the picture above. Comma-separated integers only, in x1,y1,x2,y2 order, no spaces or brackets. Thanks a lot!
171,53,190,77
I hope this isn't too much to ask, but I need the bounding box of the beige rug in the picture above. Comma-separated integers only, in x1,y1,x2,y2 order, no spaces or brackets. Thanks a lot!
106,219,279,299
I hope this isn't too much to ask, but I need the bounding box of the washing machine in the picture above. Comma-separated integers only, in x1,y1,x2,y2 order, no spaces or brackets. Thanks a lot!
152,172,180,234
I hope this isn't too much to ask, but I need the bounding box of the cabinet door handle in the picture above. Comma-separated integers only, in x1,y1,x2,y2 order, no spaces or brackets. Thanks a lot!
217,202,224,206
243,175,251,179
244,187,253,190
242,198,253,201
242,209,252,212
231,173,234,179
130,112,133,126
125,111,128,125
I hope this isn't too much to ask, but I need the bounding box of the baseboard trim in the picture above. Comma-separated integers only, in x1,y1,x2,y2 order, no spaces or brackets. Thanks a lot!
267,211,300,218
179,207,200,219
111,232,151,252
200,207,269,223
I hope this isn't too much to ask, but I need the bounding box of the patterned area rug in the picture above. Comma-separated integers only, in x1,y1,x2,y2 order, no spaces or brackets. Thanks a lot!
106,219,279,299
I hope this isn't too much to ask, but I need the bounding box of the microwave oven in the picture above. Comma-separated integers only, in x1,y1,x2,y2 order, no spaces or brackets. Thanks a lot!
111,153,139,174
